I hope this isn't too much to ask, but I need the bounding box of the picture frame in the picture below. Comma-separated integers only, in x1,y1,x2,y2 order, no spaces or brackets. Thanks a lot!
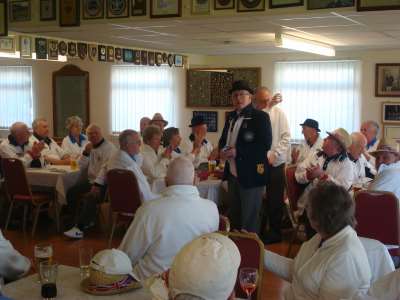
68,42,77,57
40,0,56,21
60,0,80,27
48,40,59,60
357,0,400,11
83,0,104,19
0,37,15,53
88,44,97,60
0,0,7,37
122,48,134,62
35,38,48,60
19,35,32,58
269,0,303,9
131,0,146,16
193,111,218,132
98,45,107,61
307,0,354,10
107,46,115,62
382,103,400,124
214,0,234,10
383,124,400,145
155,52,163,66
9,0,30,22
375,64,400,97
106,0,129,18
77,42,88,59
174,54,183,67
141,50,148,65
238,0,265,12
115,47,122,60
148,52,155,66
150,0,181,18
58,41,68,56
192,0,210,14
134,50,141,64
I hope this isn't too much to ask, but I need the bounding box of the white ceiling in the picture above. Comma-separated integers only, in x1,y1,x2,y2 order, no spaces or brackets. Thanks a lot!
9,9,400,55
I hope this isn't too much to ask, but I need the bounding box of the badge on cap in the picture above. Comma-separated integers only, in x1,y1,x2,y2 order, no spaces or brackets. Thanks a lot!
257,163,264,175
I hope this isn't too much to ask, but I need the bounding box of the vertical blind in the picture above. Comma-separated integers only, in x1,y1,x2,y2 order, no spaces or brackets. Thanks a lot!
274,60,361,140
0,66,33,128
111,65,177,133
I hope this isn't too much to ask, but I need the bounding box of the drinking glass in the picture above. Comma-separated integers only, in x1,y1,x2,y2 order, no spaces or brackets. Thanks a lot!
239,267,258,300
34,243,53,282
70,158,78,171
40,261,58,299
79,247,93,279
208,160,217,173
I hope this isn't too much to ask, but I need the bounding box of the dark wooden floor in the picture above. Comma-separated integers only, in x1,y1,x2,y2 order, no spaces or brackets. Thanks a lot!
3,220,299,300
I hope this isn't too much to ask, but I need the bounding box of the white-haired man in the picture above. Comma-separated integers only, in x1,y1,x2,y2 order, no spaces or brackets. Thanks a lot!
360,120,380,166
0,122,44,168
119,157,219,281
148,233,241,300
30,118,70,165
368,139,400,199
63,124,116,238
348,132,376,185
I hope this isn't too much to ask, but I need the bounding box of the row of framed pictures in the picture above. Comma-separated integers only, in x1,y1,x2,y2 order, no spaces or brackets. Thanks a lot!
0,36,185,67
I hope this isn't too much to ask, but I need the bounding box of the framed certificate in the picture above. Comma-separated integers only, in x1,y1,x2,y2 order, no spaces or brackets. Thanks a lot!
150,0,181,18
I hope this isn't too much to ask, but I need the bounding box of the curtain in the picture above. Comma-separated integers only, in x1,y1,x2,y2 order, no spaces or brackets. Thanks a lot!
0,66,33,128
111,65,178,133
274,60,361,141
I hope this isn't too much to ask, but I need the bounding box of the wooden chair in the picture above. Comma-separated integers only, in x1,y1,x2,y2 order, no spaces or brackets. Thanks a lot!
222,232,264,300
218,215,231,232
285,164,306,257
1,158,54,236
107,169,142,247
355,190,400,257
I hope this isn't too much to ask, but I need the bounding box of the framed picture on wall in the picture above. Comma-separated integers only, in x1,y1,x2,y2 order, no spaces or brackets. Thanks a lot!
106,0,129,18
382,102,400,124
0,37,15,52
307,0,353,9
131,0,146,15
238,0,265,11
150,0,181,17
269,0,303,8
375,64,400,97
60,0,80,26
383,124,400,145
83,0,104,19
0,0,7,36
358,0,400,11
214,0,234,9
40,0,56,21
20,35,32,58
193,111,218,132
9,0,31,22
192,0,210,14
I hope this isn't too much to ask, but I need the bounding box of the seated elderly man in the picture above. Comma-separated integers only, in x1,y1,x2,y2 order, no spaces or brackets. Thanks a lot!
264,182,371,300
0,230,31,284
182,116,214,168
30,118,70,165
63,124,116,238
148,233,241,300
141,125,171,183
95,129,158,202
119,157,219,281
292,119,323,164
368,139,400,199
360,120,380,167
0,122,44,168
348,132,376,185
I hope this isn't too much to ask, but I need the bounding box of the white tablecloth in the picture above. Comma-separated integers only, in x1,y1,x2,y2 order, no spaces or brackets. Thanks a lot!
26,166,84,206
3,265,152,300
151,178,222,205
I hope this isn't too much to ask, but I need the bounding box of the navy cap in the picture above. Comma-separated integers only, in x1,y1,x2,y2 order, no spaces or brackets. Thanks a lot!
300,119,320,132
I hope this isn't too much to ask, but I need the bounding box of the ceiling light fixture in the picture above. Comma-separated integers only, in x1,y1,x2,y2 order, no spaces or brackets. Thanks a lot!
275,33,335,57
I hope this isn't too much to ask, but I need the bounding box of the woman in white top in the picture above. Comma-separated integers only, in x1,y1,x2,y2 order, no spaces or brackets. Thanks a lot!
61,116,88,159
141,125,171,183
162,127,184,160
264,182,371,300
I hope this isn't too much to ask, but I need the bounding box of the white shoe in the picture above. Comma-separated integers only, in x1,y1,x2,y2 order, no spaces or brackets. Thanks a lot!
64,226,84,239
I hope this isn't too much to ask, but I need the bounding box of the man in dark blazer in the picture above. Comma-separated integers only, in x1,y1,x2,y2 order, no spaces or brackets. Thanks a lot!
219,80,272,233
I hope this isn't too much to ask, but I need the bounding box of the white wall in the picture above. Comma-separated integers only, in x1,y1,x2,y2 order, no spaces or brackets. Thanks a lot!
1,48,399,145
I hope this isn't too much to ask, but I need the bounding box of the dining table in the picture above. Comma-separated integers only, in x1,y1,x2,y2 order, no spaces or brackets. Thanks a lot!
2,265,152,300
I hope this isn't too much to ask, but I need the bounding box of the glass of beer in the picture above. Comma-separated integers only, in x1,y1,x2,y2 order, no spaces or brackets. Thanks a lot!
208,160,217,173
34,243,53,282
70,158,78,171
40,261,58,299
79,246,93,279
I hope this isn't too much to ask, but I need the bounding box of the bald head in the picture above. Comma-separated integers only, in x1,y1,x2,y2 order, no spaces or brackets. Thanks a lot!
10,122,30,145
254,87,271,110
348,132,367,160
166,157,195,186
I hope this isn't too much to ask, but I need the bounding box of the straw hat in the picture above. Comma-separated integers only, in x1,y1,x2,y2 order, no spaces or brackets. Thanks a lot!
81,249,141,295
326,128,352,150
168,233,241,300
370,139,400,157
150,113,168,126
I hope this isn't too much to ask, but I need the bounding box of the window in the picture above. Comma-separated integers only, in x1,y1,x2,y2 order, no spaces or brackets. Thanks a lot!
274,60,361,140
0,66,33,128
111,65,178,133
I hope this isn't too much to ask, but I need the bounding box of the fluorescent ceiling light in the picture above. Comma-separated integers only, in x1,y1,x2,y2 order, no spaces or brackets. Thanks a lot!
275,33,335,57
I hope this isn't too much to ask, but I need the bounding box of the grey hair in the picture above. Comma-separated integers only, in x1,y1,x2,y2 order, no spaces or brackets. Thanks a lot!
10,122,28,135
32,117,47,130
143,125,162,144
166,157,194,186
65,116,83,131
119,129,139,148
174,294,204,300
86,123,102,134
350,132,367,148
366,120,380,134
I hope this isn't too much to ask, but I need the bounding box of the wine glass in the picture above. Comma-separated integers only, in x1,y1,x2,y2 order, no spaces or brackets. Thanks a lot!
239,267,258,300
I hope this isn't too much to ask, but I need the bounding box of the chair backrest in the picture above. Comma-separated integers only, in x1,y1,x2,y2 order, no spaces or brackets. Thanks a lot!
1,158,31,199
285,164,305,213
355,190,400,246
107,169,142,215
218,215,231,232
224,232,264,300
